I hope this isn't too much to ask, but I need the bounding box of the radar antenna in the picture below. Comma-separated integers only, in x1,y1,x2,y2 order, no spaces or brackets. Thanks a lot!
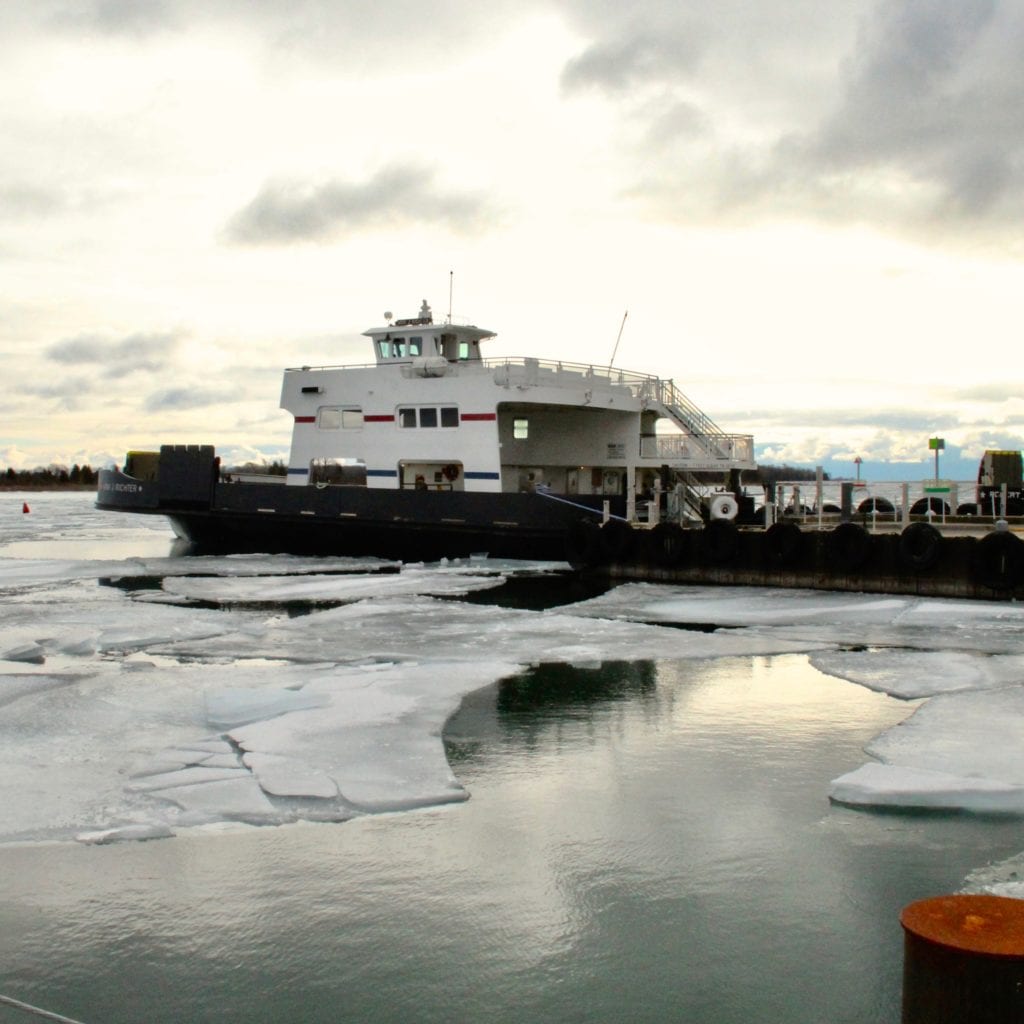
609,310,628,367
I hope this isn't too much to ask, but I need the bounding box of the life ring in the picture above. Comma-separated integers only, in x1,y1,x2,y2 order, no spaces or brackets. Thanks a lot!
971,531,1024,590
826,522,871,573
763,521,803,567
442,463,460,482
709,494,738,521
701,519,739,564
898,522,942,573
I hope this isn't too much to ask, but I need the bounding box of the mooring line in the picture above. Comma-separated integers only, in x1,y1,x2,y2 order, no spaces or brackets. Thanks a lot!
0,993,88,1024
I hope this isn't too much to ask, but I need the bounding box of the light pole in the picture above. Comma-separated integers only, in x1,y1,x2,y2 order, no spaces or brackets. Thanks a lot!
928,438,944,481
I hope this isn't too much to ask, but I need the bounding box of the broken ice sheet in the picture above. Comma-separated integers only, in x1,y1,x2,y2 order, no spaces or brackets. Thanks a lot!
159,566,507,604
571,584,1024,654
830,686,1024,813
155,594,830,667
810,650,1024,700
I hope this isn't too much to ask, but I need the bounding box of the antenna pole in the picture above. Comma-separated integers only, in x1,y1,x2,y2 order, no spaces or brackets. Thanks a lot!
448,270,453,323
609,310,628,367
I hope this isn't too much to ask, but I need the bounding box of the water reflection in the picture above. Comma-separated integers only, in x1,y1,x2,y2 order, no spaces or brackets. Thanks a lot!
496,660,658,711
3,655,1024,1023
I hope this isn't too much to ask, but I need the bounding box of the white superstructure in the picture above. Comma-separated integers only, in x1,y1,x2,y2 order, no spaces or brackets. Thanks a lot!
280,301,755,498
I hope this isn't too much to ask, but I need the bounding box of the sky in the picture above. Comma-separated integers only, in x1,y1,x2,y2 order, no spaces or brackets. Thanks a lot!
2,0,1022,481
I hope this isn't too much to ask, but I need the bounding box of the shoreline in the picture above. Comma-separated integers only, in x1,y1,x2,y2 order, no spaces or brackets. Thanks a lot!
1,485,98,492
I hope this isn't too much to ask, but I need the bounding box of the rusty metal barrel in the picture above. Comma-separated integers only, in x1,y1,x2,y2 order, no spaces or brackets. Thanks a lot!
901,894,1024,1022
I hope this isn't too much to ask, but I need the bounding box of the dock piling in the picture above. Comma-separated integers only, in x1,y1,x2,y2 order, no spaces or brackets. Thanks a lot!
901,894,1024,1023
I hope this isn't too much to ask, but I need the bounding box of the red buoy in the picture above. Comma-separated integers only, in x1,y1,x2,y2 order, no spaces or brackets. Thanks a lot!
22,502,29,513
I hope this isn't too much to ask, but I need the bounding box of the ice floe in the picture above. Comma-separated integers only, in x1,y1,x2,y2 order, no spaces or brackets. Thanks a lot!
8,494,1024,849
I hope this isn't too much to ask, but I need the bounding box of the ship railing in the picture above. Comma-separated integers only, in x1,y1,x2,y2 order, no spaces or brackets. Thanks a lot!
765,478,1023,528
487,356,664,393
642,433,755,465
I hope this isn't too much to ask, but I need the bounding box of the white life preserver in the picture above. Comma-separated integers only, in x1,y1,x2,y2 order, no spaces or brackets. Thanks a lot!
709,494,738,521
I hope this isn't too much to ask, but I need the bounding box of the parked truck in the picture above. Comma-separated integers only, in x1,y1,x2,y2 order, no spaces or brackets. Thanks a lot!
972,450,1024,516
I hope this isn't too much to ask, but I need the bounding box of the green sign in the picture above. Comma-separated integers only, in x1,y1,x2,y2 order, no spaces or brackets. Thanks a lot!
928,438,945,451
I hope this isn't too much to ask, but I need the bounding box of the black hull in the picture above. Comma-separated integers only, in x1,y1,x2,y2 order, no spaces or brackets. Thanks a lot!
98,462,621,561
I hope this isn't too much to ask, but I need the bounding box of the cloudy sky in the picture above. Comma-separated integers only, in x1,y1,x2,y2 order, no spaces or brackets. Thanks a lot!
2,0,1022,479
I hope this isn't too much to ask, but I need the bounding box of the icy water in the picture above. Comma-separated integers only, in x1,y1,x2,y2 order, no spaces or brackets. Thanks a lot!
3,494,1024,1023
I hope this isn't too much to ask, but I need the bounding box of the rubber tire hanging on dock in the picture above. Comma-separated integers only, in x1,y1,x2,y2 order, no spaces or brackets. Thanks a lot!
909,496,950,517
826,522,872,573
701,519,740,564
762,521,803,567
599,519,635,563
971,531,1024,590
858,496,896,518
898,522,943,573
565,519,603,568
648,522,688,567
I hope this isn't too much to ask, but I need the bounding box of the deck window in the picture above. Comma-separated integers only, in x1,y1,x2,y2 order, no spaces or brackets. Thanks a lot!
513,417,529,439
397,405,459,428
318,407,363,430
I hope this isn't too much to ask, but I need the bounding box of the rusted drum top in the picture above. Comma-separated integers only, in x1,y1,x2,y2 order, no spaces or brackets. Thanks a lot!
901,894,1024,958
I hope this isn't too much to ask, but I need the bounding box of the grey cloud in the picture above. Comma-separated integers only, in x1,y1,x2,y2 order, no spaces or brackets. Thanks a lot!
25,0,536,58
735,407,949,432
46,331,181,375
951,384,1024,403
560,0,1024,240
561,28,705,94
224,165,498,245
46,0,180,35
790,0,1021,219
146,385,234,411
0,183,67,220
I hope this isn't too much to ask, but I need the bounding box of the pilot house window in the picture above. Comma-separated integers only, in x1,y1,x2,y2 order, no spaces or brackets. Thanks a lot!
398,405,459,428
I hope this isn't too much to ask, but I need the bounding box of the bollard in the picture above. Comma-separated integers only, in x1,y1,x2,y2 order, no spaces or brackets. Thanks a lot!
901,894,1024,1023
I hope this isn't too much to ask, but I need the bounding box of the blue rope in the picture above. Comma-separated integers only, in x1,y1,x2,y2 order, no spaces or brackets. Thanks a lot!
535,489,629,522
0,994,88,1024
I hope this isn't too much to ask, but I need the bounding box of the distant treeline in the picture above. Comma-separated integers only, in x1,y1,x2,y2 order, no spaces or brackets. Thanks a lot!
228,460,287,475
1,464,99,489
752,464,827,488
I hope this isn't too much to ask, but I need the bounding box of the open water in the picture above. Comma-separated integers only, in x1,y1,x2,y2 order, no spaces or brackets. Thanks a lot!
1,493,1022,1023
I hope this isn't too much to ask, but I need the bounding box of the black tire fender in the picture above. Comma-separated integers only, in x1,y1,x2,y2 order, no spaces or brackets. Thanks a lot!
898,522,942,573
827,522,872,573
649,522,688,567
701,519,739,564
971,531,1024,590
565,519,602,567
763,521,803,567
599,519,635,563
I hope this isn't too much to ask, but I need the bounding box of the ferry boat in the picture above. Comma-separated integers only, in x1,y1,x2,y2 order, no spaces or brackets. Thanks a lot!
96,301,756,561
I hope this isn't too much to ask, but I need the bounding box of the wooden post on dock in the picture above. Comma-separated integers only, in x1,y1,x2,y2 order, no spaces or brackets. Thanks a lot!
901,894,1024,1023
840,482,854,522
